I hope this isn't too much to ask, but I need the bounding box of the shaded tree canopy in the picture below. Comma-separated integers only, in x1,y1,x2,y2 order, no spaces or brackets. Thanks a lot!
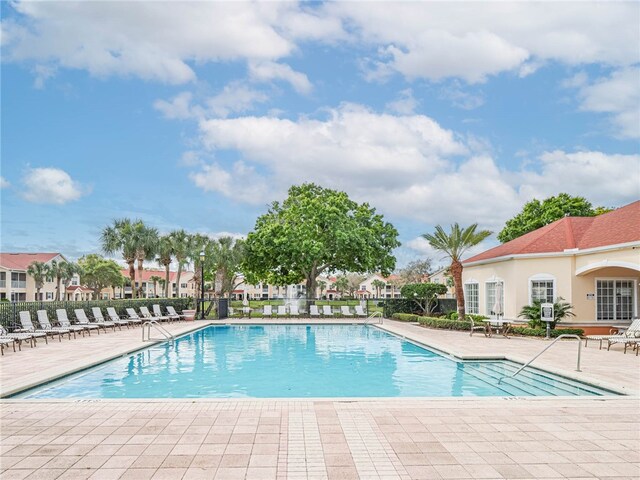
400,282,447,314
242,183,401,296
498,193,612,243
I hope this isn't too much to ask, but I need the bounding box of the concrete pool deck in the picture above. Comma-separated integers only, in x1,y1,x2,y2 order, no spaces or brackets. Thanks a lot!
1,318,639,479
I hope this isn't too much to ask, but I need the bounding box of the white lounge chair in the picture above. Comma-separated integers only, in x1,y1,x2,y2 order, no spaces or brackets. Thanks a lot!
19,311,62,342
140,306,168,323
108,307,142,326
124,308,145,325
0,337,19,355
309,305,320,317
0,326,36,348
586,319,640,349
608,336,640,355
38,310,78,339
153,304,176,322
58,309,99,335
290,305,300,317
75,309,115,333
95,307,130,329
263,305,273,318
166,306,186,321
354,305,367,317
340,306,353,317
276,305,287,317
322,305,334,317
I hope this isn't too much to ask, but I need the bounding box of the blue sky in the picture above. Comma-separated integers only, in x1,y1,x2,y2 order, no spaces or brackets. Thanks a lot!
1,1,639,268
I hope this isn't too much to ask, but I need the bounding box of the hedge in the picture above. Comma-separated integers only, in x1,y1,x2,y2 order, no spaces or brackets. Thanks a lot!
0,297,194,329
391,314,584,337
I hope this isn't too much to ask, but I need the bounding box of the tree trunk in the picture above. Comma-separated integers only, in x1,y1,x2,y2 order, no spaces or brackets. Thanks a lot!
129,262,136,299
137,258,144,298
175,264,183,299
36,287,41,302
164,264,170,298
56,277,62,301
450,260,465,319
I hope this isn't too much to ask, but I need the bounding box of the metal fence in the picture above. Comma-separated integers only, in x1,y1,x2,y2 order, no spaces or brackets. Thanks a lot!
0,297,193,329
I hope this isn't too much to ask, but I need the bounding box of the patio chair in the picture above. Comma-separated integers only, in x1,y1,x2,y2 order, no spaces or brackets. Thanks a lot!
340,306,354,317
322,305,335,317
57,309,99,335
166,306,187,321
153,304,177,322
107,307,141,327
95,307,130,329
18,311,63,342
608,336,640,355
276,305,287,317
75,309,116,333
124,308,145,326
263,305,273,318
309,305,321,318
290,305,300,317
469,317,489,337
140,306,169,323
0,337,19,355
0,326,34,348
585,319,640,349
38,310,77,339
354,305,367,317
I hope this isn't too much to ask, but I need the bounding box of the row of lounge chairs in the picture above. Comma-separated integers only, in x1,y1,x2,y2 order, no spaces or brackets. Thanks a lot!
585,318,640,355
230,304,369,318
0,305,187,355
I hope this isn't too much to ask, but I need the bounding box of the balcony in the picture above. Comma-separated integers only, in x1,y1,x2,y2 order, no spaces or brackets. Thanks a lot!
0,280,5,288
11,281,27,289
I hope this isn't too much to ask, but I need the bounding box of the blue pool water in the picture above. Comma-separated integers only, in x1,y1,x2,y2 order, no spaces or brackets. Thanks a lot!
17,325,615,398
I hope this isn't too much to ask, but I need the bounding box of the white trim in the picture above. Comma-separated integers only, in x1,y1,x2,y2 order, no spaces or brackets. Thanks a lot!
594,277,638,322
464,241,640,267
576,260,640,276
464,278,478,284
484,278,505,316
528,274,556,305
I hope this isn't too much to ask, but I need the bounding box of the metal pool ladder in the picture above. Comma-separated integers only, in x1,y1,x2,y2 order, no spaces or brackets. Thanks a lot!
142,320,175,343
498,334,582,384
364,311,383,325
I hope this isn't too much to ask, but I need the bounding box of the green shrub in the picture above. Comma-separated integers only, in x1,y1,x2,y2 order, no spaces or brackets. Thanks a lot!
417,316,472,331
447,312,488,322
391,313,420,322
510,327,584,337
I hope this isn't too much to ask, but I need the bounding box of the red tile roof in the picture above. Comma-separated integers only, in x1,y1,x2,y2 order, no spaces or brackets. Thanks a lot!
66,285,92,292
0,253,63,271
465,200,640,264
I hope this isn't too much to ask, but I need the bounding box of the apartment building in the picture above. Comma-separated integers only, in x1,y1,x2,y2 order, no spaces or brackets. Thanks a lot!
0,252,73,301
109,269,197,299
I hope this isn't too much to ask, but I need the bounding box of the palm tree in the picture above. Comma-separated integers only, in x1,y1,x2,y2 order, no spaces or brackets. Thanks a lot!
101,219,139,298
421,223,491,319
48,259,66,301
169,229,190,298
133,222,159,298
519,297,575,329
187,233,210,306
156,234,174,297
27,261,49,301
149,275,162,298
371,279,385,298
317,280,326,299
333,276,349,297
60,262,82,301
209,236,245,298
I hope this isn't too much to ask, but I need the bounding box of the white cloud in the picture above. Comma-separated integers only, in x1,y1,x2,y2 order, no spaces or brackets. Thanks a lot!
439,82,485,110
0,176,9,189
406,237,495,263
153,92,200,120
22,167,87,204
575,67,640,139
206,82,270,118
3,2,337,84
248,61,312,94
385,89,417,115
331,2,639,83
182,104,639,231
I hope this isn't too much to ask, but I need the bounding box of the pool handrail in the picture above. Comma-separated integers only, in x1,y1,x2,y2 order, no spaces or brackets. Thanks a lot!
364,311,383,325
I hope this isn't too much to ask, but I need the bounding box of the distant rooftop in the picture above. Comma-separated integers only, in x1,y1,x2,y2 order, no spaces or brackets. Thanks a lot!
0,253,63,271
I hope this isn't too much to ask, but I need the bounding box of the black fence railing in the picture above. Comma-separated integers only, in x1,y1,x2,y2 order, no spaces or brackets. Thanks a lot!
0,297,193,329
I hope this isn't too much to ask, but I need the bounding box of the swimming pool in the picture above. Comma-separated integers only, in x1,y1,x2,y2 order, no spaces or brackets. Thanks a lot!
16,325,615,398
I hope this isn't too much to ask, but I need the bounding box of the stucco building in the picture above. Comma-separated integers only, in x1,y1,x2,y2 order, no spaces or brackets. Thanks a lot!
462,201,640,334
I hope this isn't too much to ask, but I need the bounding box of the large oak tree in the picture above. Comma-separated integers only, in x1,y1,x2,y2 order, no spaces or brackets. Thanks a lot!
242,183,400,298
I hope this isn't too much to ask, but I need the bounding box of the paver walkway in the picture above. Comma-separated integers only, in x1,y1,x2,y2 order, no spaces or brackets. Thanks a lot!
1,319,639,479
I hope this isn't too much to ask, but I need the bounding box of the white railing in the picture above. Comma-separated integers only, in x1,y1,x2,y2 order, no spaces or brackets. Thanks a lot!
142,320,175,343
364,311,383,325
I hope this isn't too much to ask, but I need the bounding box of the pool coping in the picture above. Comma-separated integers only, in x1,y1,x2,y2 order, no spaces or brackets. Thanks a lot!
0,319,633,399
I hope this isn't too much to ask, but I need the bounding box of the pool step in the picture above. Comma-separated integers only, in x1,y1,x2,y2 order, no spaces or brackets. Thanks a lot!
465,361,604,397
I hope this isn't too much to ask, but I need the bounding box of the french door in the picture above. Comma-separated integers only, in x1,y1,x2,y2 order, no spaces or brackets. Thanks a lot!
596,280,635,321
